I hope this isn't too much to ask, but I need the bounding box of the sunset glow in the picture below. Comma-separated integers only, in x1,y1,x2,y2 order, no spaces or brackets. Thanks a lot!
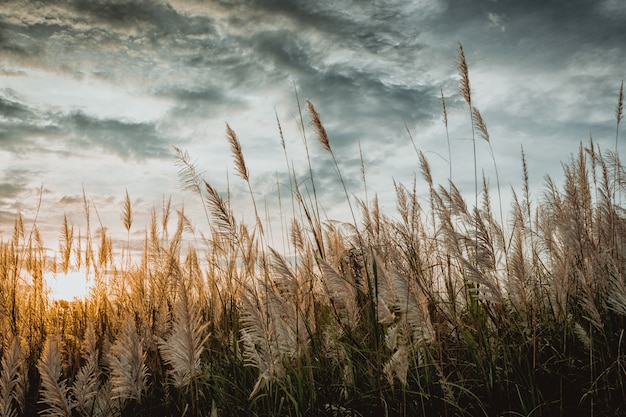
44,270,94,301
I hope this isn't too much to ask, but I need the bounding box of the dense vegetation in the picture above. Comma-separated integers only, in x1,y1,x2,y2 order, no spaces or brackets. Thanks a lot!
1,45,625,417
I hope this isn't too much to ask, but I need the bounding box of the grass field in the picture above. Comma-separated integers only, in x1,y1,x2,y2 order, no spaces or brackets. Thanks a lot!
1,45,625,417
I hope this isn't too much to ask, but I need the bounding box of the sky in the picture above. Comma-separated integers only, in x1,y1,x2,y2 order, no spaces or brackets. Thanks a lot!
0,0,625,293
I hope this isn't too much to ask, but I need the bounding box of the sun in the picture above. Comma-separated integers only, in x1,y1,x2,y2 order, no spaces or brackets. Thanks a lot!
44,270,94,301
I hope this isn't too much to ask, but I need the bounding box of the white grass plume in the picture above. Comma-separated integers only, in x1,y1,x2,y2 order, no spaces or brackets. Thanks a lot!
158,288,210,390
107,320,149,407
383,322,410,387
72,353,99,417
320,259,359,329
0,337,26,417
239,279,306,399
37,335,74,417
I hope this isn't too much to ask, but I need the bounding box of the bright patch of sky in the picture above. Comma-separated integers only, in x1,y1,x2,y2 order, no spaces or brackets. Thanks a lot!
0,69,172,121
45,270,94,301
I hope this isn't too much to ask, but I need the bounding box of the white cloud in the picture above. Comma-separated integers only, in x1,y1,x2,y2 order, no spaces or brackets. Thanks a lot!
487,12,506,32
0,68,172,122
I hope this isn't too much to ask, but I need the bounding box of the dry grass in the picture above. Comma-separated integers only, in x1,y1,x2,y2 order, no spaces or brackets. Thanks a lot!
1,51,626,417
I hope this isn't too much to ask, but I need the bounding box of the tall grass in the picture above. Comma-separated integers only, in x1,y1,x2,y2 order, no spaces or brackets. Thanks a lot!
1,50,626,417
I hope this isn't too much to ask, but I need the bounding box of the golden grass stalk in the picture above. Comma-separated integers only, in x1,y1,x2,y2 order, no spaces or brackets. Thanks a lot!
615,81,624,204
122,190,132,233
473,107,506,251
225,124,265,239
60,214,73,274
293,87,324,254
441,87,453,191
472,107,489,143
617,80,624,127
306,99,330,152
457,43,471,106
226,123,249,182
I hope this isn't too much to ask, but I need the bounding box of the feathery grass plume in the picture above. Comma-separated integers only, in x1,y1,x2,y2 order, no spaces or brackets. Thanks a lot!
225,124,265,239
60,214,74,274
204,180,238,244
290,218,305,253
383,322,410,387
617,80,624,128
606,271,626,317
122,190,133,268
270,247,316,343
226,123,249,182
38,335,74,417
122,190,133,233
71,324,100,417
72,353,99,417
457,43,471,106
108,319,149,407
306,99,330,152
457,42,480,247
306,99,361,239
473,107,506,250
275,109,295,252
615,81,624,204
91,381,120,417
472,107,489,143
359,141,368,205
158,286,210,391
82,188,94,274
0,337,26,417
293,86,324,258
268,247,297,296
174,146,212,226
12,212,24,248
319,259,359,329
174,146,203,194
240,285,291,399
441,87,453,190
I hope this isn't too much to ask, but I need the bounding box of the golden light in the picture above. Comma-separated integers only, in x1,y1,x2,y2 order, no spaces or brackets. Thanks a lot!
44,270,94,301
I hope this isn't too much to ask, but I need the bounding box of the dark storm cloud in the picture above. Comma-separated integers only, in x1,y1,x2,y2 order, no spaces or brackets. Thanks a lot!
429,0,626,69
0,168,38,202
156,84,247,119
215,2,443,152
64,111,169,159
0,181,22,199
0,90,169,160
0,92,35,120
0,91,61,152
70,0,173,27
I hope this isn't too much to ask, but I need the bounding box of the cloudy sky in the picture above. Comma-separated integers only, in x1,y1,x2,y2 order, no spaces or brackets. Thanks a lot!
0,0,625,259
